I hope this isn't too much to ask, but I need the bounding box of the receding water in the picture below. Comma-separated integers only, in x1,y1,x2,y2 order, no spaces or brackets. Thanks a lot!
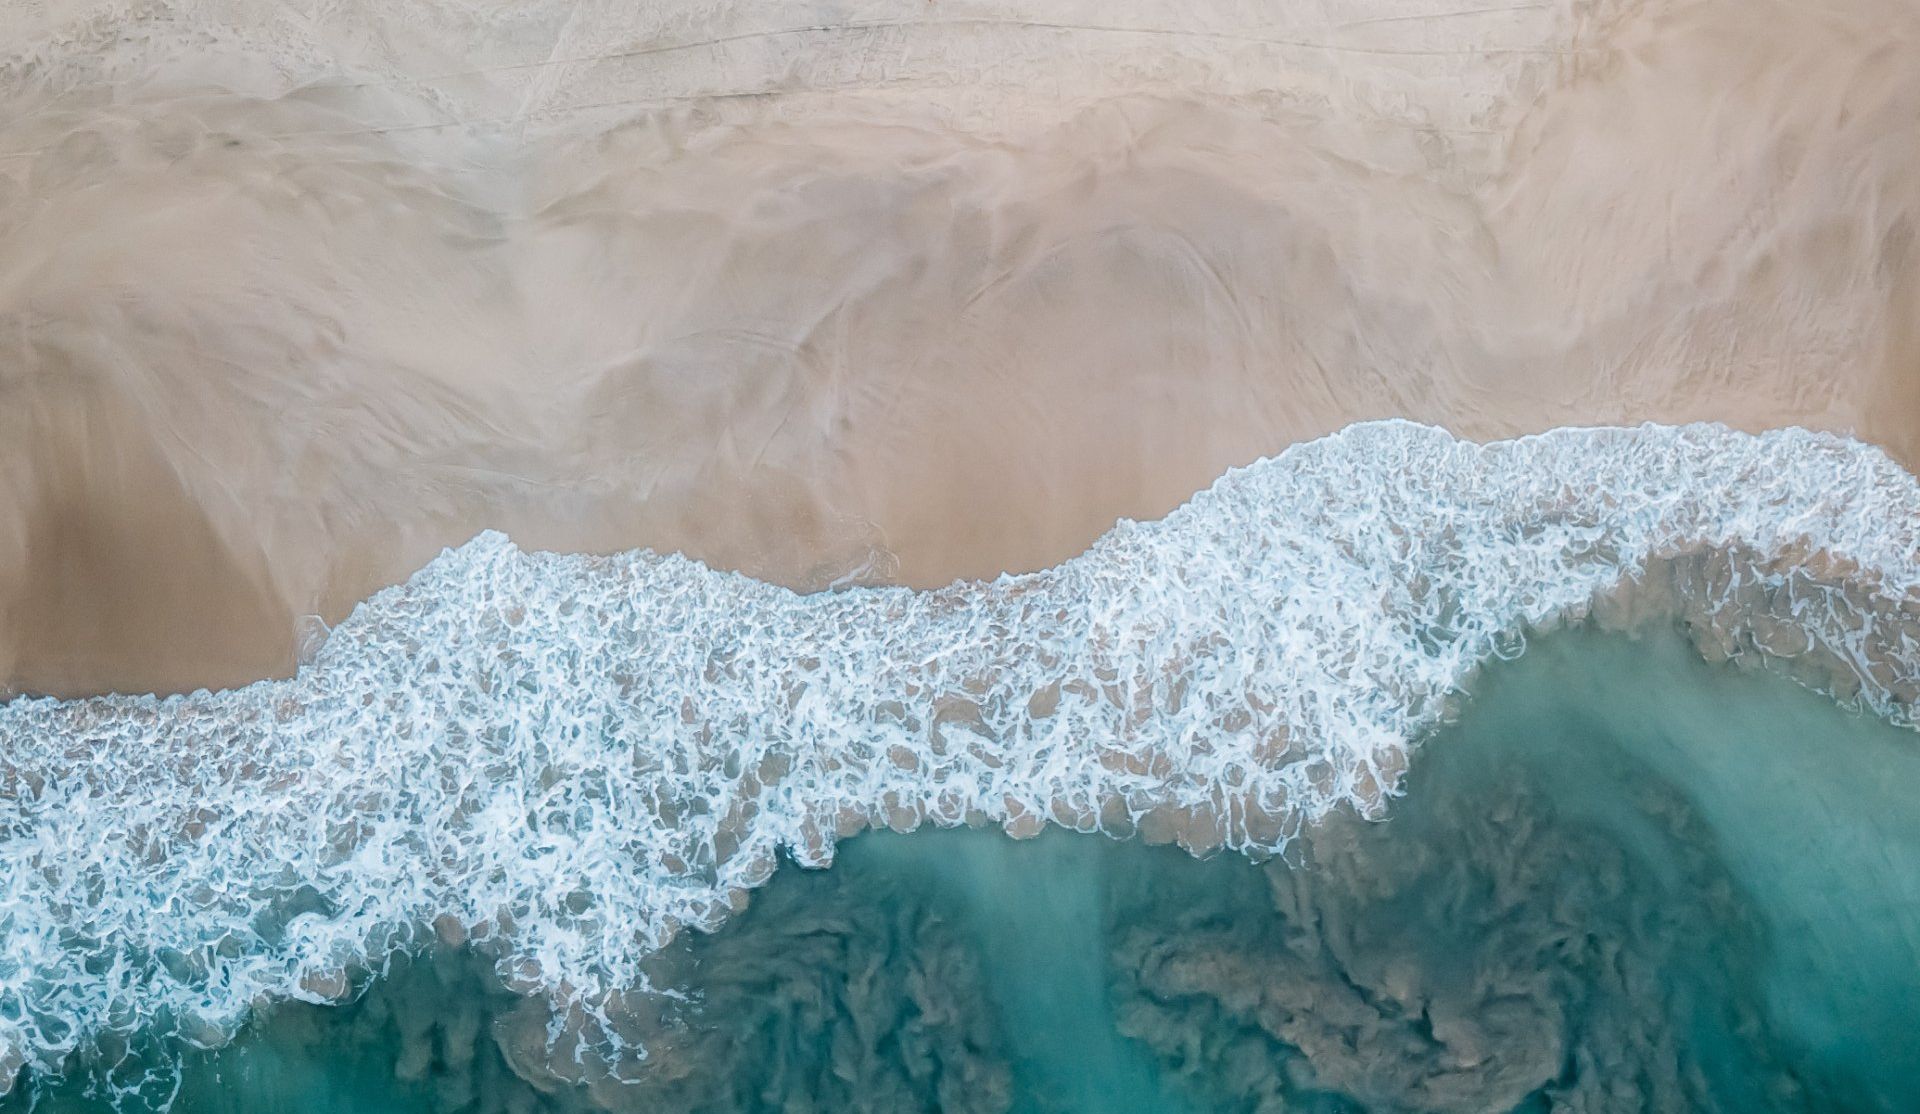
11,624,1919,1112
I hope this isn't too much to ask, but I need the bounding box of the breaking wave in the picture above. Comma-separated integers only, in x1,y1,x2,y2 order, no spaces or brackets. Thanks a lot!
2,419,1918,1098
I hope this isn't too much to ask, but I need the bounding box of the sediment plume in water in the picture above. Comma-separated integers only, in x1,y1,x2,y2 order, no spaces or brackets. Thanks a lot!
23,625,1920,1111
2,421,1918,1101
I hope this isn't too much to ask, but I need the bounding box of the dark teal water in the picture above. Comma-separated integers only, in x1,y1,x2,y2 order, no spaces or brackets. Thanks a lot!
11,625,1920,1112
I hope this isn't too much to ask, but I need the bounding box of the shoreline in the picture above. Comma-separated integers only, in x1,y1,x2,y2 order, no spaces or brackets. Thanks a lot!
3,419,1918,1096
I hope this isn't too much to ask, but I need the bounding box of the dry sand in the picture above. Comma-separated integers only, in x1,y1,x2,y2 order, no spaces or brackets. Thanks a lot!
1,0,1916,696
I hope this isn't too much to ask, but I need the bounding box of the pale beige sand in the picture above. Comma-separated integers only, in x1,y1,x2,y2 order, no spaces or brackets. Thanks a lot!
1,0,1916,696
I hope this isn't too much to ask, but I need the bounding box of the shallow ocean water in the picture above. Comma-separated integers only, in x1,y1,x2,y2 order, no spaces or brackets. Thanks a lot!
9,623,1917,1113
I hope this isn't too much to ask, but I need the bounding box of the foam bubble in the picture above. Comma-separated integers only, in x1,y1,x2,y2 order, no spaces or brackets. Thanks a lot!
2,420,1917,1099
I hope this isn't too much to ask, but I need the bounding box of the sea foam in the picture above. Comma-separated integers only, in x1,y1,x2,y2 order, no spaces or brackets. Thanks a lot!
1,420,1917,1097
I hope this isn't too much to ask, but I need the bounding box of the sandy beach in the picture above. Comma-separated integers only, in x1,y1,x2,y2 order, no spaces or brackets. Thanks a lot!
2,0,1916,695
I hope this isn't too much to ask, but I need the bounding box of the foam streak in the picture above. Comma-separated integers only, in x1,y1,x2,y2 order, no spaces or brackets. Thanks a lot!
2,420,1917,1093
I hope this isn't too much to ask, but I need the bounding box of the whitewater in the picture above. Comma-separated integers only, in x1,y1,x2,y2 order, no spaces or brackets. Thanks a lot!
2,419,1918,1097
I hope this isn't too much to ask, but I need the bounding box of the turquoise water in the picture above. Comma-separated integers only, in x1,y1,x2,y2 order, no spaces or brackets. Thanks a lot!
9,624,1920,1112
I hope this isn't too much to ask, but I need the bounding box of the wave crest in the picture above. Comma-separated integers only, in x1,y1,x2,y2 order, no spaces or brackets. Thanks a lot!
2,419,1917,1097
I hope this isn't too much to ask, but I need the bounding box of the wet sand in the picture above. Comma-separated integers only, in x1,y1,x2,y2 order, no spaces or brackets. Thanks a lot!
3,0,1917,695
